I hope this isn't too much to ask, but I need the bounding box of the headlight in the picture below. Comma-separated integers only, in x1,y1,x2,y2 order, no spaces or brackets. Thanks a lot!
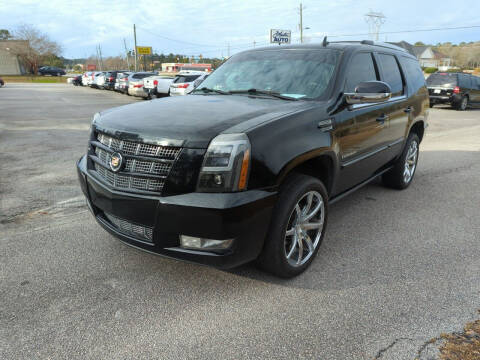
196,133,251,192
92,112,100,124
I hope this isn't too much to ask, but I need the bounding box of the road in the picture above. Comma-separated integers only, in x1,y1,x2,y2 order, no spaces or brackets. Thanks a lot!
1,84,479,360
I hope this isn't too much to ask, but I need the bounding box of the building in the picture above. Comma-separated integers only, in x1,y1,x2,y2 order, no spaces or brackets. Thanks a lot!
0,40,26,75
161,63,212,73
388,41,452,71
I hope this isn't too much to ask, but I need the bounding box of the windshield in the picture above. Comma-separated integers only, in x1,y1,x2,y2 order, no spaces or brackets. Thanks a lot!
426,73,457,87
195,49,340,99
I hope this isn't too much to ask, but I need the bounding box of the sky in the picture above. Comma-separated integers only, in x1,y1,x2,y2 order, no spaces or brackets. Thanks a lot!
1,0,479,59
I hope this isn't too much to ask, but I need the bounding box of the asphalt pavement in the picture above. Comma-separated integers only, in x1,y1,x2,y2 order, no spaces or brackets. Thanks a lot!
1,83,479,360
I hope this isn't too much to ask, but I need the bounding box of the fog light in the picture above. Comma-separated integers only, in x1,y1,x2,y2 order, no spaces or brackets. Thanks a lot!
180,235,233,250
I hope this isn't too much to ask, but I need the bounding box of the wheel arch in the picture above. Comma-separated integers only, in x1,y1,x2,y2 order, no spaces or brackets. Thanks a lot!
276,151,338,197
409,120,425,143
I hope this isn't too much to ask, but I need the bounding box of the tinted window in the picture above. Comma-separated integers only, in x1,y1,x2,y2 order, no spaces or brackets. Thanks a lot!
459,74,472,88
377,54,404,96
426,73,457,87
132,73,154,79
400,57,425,93
174,75,201,83
198,49,340,99
345,53,377,93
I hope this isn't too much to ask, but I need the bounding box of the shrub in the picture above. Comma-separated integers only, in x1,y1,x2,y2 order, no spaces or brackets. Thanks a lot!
424,67,438,74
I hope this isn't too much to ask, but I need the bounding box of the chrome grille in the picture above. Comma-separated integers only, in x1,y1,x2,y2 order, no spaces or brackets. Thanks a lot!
97,133,180,159
91,132,182,194
104,212,153,242
94,163,164,192
95,148,170,175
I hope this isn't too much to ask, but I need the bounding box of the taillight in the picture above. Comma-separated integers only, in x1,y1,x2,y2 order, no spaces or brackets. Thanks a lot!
153,80,158,86
177,83,190,89
123,77,128,81
453,86,460,94
133,84,143,88
109,77,114,81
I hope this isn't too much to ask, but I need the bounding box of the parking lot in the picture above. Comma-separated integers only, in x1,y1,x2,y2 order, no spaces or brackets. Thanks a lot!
1,83,479,359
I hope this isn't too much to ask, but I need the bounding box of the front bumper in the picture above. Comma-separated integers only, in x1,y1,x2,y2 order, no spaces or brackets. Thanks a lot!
429,94,461,104
77,155,276,268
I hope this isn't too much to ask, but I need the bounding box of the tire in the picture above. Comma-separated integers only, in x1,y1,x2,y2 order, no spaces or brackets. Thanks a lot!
56,72,61,77
382,133,420,190
456,96,468,111
429,102,434,108
257,173,328,278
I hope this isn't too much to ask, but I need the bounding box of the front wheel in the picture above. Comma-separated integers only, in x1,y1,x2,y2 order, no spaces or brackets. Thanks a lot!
257,173,328,278
382,133,420,189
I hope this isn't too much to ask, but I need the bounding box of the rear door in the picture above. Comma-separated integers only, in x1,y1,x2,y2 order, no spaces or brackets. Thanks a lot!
374,52,410,158
473,76,480,103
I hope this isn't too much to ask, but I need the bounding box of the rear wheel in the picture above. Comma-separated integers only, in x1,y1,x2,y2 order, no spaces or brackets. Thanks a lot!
257,173,328,278
456,96,468,111
429,102,434,108
382,133,419,189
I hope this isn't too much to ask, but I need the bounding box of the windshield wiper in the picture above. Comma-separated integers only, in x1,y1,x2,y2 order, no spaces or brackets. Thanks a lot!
230,89,300,101
194,87,231,95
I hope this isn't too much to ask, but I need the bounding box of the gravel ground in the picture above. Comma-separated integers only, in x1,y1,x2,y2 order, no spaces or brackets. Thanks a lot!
1,84,479,360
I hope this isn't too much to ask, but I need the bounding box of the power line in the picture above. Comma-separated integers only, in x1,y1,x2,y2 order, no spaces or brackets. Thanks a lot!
311,24,480,39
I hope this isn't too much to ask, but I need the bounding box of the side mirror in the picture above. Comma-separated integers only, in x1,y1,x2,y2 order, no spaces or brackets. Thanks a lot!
345,81,392,105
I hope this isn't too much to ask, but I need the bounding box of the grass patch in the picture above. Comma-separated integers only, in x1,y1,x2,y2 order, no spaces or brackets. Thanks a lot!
438,316,480,360
1,75,68,83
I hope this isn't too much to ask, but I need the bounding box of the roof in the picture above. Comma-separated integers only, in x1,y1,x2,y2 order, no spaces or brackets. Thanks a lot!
412,46,429,57
387,41,415,55
243,41,413,57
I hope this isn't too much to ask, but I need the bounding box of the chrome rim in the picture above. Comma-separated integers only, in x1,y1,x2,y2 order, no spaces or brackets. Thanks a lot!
404,140,418,184
461,97,467,110
284,191,325,267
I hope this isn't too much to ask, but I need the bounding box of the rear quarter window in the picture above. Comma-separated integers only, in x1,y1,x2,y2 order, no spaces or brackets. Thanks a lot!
377,54,404,96
174,75,201,83
399,57,425,93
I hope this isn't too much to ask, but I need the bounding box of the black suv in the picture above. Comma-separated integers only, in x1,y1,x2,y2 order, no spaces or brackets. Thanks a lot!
427,72,480,110
38,66,66,76
77,41,429,277
103,71,125,90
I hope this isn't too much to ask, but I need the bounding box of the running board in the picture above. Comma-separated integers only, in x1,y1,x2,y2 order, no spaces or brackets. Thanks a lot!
329,166,393,204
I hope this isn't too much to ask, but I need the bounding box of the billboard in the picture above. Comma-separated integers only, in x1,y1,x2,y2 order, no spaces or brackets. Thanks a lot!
87,64,96,71
136,46,152,55
270,29,291,44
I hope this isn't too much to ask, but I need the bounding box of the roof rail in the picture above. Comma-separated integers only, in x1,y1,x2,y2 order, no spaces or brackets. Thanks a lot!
328,40,408,53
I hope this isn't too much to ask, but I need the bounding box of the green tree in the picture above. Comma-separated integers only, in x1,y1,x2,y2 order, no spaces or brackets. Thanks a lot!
0,29,12,40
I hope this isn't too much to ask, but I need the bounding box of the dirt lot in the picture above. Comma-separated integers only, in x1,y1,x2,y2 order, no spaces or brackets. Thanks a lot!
1,84,479,359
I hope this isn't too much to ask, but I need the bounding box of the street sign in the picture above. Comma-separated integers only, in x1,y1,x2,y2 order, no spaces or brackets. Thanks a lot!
270,29,291,44
136,46,152,55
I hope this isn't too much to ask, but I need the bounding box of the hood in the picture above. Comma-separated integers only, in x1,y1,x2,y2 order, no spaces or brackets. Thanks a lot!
94,94,314,148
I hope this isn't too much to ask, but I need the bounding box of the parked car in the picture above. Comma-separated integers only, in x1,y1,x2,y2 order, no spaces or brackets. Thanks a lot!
143,75,175,98
77,40,428,277
427,72,480,110
127,72,156,97
90,72,105,88
169,71,208,96
38,66,66,76
103,71,124,90
0,77,4,87
82,72,91,86
115,72,131,93
71,75,82,86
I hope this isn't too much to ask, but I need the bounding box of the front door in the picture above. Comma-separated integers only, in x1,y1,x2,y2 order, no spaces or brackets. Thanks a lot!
334,52,393,194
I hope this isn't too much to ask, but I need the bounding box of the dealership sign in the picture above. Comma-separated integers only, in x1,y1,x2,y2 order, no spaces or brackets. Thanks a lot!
136,46,152,55
270,29,291,44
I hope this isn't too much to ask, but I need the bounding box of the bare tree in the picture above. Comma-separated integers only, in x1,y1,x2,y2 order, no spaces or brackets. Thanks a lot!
9,24,62,74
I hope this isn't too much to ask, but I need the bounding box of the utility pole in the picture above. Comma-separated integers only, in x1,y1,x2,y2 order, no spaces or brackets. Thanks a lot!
133,24,138,71
123,38,130,70
299,3,303,43
98,44,103,70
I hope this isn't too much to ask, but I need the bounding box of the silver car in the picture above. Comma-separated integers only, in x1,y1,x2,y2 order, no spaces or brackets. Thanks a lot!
127,72,156,97
169,71,209,96
115,72,131,93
